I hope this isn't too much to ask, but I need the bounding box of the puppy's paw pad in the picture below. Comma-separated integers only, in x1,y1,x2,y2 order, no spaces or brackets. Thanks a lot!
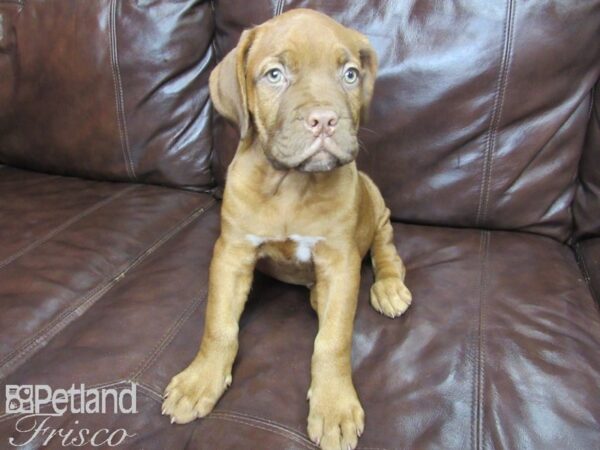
162,363,231,424
307,391,364,450
370,277,412,318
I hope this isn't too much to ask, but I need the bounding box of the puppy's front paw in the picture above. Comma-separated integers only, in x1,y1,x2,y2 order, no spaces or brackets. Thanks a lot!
162,359,232,424
307,384,364,450
370,277,412,318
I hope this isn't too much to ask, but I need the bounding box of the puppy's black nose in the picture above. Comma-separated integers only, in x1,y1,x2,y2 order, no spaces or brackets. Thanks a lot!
305,109,338,136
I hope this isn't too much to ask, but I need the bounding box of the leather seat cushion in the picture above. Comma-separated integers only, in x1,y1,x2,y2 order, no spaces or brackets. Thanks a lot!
1,173,598,448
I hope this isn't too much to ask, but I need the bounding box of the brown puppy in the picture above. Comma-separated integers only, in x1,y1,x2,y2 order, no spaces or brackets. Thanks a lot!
163,9,411,450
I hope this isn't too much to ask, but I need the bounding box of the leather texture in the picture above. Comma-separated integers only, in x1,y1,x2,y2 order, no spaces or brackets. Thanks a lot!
1,1,600,449
0,0,215,188
0,167,216,380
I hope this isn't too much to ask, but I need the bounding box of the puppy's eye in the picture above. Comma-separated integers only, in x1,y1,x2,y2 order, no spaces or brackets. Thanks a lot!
266,68,284,84
343,67,359,85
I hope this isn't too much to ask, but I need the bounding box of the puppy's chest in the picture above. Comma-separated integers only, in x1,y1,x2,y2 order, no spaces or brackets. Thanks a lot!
246,234,324,263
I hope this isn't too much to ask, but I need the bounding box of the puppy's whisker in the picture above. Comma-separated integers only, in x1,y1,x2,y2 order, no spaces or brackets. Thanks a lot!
359,126,379,136
357,138,369,155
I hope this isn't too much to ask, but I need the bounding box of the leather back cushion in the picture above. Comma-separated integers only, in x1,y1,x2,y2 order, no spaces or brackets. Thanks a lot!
212,0,600,241
0,0,214,188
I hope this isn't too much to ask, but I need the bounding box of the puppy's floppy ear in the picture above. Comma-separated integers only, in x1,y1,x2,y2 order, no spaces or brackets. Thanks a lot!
209,29,256,139
358,38,378,123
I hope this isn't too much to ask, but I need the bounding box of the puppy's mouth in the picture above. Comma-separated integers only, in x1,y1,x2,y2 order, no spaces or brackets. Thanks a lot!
265,132,358,173
297,149,338,172
295,137,351,173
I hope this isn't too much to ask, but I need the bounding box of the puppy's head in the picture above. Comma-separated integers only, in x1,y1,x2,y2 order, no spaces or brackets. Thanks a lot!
210,9,378,172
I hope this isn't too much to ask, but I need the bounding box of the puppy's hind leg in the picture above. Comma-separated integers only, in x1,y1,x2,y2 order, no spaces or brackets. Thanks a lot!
369,207,412,318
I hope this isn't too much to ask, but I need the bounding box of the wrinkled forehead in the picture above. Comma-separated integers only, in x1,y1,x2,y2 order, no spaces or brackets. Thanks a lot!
247,13,362,72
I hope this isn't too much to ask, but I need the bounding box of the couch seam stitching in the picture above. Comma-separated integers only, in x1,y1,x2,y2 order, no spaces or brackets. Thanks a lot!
216,410,319,447
474,231,490,450
470,234,482,450
0,172,61,187
212,412,317,447
0,185,138,270
134,381,164,402
109,0,136,181
485,0,515,222
129,290,208,381
476,0,516,226
0,200,216,379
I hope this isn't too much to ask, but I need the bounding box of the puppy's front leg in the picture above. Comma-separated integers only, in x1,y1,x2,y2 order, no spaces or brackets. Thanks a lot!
370,208,412,318
163,236,256,424
308,246,364,450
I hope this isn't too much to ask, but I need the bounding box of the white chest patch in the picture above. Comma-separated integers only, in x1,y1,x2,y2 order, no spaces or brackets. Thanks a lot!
246,234,325,262
245,234,267,247
289,234,324,262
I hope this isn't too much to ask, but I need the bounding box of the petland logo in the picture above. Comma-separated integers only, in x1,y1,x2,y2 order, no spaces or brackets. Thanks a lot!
5,384,137,447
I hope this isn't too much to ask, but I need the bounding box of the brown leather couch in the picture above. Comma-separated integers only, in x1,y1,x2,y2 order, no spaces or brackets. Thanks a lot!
1,1,599,449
